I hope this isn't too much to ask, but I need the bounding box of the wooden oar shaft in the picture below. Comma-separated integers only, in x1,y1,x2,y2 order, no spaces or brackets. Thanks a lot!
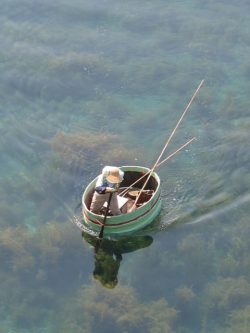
98,192,113,239
132,80,204,208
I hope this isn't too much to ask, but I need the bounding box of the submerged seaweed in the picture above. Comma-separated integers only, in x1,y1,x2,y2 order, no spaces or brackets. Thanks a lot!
0,0,250,332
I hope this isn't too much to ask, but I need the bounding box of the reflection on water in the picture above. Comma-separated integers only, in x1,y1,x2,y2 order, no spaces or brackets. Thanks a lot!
82,232,153,289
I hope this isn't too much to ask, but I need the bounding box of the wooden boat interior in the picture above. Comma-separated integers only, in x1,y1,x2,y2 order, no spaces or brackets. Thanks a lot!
84,170,159,212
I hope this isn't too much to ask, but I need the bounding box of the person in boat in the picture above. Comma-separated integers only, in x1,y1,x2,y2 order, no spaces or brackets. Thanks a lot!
90,166,124,215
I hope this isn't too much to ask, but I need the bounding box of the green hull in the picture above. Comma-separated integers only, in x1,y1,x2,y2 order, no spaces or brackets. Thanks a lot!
82,166,161,236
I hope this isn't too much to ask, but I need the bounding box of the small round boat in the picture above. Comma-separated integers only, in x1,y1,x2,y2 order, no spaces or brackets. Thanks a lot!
82,166,161,236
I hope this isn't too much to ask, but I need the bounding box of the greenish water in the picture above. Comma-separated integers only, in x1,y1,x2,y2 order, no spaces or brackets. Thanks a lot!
1,0,250,332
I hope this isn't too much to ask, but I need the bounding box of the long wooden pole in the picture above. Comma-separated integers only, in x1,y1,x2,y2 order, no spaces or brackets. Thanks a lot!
156,137,196,169
132,80,204,209
119,137,196,197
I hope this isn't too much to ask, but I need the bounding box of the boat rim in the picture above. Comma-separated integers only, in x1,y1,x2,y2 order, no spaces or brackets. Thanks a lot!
82,165,161,219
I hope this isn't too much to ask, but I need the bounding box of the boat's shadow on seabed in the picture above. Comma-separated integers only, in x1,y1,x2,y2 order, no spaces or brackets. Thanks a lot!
82,232,153,289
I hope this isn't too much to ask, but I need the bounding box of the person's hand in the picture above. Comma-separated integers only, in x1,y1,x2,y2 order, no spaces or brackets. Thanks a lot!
106,187,117,193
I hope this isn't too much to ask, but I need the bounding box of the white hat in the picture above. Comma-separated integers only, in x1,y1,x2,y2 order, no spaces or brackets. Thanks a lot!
102,166,124,184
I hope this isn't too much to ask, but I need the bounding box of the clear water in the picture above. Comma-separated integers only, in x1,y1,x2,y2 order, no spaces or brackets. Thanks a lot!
0,0,250,332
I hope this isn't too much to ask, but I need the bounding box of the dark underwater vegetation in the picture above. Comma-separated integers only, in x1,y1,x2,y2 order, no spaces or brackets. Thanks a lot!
0,0,250,332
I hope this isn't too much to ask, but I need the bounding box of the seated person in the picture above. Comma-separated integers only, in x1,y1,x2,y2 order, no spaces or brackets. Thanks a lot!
90,166,124,215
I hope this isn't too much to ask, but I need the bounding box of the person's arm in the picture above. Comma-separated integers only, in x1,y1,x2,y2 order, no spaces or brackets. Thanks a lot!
95,186,117,194
94,175,116,194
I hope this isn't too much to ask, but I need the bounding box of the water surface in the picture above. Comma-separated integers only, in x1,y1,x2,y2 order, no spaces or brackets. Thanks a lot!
0,0,250,332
